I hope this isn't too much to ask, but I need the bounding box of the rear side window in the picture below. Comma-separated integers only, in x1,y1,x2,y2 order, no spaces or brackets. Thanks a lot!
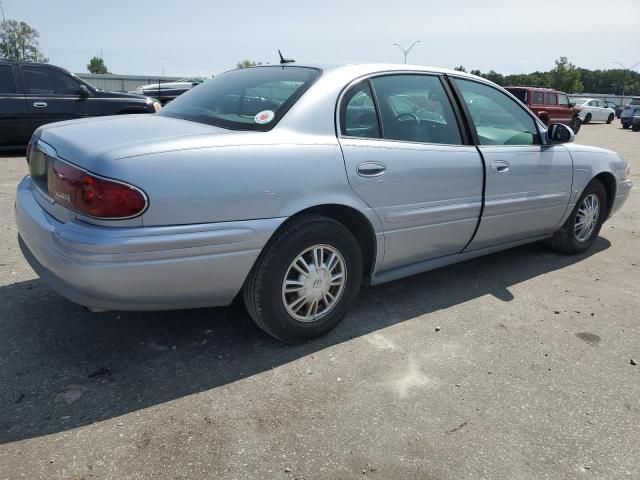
454,78,539,146
22,66,82,95
369,74,462,145
532,91,545,104
508,89,528,104
341,82,380,138
159,66,321,131
547,93,557,105
0,65,17,94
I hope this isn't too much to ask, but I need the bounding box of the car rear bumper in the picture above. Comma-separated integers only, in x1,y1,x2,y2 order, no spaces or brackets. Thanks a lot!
15,176,284,311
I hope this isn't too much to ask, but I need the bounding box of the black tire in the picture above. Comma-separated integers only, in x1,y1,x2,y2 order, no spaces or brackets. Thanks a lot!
583,113,592,124
243,215,363,342
633,124,640,132
550,180,607,254
606,113,614,124
622,124,630,129
570,115,582,134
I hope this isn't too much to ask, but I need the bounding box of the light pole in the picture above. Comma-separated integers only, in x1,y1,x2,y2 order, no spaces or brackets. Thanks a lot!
393,41,420,64
612,61,639,98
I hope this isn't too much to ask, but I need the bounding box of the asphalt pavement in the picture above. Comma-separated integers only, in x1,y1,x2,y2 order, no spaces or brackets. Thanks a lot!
0,122,638,479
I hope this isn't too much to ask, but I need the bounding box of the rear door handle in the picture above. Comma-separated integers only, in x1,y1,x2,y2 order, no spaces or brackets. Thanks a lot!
490,160,510,173
357,162,386,177
33,102,48,108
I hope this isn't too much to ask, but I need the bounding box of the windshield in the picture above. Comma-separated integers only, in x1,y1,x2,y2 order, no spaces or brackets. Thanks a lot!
158,66,321,130
629,98,640,105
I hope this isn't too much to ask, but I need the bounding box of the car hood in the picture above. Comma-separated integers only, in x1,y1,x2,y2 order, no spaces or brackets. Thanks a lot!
38,114,251,171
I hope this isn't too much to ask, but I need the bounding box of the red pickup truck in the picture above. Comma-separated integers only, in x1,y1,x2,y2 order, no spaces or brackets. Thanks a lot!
505,86,582,134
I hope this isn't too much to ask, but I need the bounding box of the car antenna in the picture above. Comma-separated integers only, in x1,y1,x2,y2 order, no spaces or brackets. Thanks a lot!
278,49,295,65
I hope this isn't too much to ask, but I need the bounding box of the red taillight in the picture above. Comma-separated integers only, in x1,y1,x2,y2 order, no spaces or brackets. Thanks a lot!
48,159,147,219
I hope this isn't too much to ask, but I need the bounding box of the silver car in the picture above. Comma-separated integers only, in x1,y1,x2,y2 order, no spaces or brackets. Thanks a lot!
15,63,632,342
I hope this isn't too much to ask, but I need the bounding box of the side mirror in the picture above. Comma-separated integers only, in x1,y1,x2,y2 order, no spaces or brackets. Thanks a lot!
78,84,91,97
547,123,575,144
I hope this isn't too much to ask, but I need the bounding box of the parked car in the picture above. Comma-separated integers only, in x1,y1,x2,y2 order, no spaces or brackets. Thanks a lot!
133,77,207,104
0,60,160,150
620,97,640,129
15,63,632,342
571,98,616,124
603,100,625,118
505,86,581,133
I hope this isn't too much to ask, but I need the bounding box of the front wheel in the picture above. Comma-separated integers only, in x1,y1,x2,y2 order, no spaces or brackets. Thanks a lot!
549,180,607,254
633,123,640,132
622,124,630,129
606,113,614,124
583,113,592,124
570,115,582,134
243,215,363,342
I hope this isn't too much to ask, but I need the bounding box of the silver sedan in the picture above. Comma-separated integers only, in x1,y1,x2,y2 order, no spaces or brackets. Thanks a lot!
15,63,632,341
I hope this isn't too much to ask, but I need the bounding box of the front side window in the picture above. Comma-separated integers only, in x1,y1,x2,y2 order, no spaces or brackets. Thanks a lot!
159,66,321,130
588,100,599,107
341,82,380,138
532,91,545,104
0,65,17,94
558,94,570,106
22,66,82,95
369,74,462,145
454,78,539,146
547,93,557,105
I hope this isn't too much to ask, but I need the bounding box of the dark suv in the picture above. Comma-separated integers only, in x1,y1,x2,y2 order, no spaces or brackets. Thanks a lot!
505,86,582,134
0,60,160,150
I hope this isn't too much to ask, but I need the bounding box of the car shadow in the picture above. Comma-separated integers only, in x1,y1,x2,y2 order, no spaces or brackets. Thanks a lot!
0,237,611,444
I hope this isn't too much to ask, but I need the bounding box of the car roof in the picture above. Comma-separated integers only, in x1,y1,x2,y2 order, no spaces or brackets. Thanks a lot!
247,62,488,82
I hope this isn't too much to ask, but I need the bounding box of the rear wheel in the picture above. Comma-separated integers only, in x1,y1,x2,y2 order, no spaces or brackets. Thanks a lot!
633,123,640,132
606,113,614,124
622,124,630,129
549,180,607,254
243,215,363,342
584,113,592,124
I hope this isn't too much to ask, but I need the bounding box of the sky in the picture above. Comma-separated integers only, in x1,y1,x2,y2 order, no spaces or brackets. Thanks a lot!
2,0,639,77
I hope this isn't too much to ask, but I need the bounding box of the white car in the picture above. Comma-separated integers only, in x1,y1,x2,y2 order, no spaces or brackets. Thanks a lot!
571,98,616,124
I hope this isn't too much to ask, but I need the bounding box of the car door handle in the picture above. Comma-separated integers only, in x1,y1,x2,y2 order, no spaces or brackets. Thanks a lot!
356,162,386,177
490,160,510,173
33,102,48,108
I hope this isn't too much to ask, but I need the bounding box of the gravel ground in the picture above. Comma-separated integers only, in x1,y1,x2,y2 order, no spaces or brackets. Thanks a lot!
0,122,638,480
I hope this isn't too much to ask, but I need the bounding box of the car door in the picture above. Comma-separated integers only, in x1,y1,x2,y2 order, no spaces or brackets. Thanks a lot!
556,93,573,124
451,77,573,250
338,74,483,271
0,63,32,147
595,100,610,121
19,64,99,130
586,100,600,121
545,91,559,123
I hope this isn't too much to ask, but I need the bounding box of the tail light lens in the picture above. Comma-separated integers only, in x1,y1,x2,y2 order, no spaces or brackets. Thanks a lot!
48,159,147,219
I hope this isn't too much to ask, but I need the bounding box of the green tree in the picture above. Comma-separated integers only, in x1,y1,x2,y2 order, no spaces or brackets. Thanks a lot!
548,56,583,93
236,59,262,69
0,19,48,62
87,56,108,74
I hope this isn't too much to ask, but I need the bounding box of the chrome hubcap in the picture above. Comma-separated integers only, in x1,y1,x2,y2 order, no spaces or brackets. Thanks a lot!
575,193,600,242
282,244,346,322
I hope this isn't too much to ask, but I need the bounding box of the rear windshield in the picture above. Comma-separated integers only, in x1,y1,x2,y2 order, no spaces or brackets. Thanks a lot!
571,98,587,105
158,66,321,130
507,89,527,104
